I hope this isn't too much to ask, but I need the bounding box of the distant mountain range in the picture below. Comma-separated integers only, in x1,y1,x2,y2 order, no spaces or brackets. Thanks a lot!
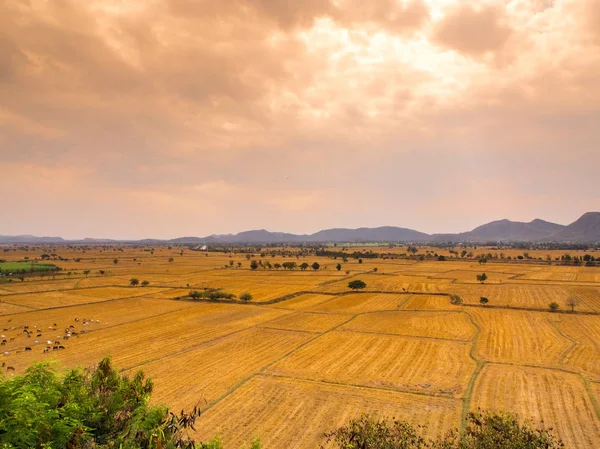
1,212,599,244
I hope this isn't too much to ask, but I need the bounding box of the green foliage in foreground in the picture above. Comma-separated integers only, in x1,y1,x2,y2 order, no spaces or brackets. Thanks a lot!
323,411,564,449
0,262,60,273
0,358,260,449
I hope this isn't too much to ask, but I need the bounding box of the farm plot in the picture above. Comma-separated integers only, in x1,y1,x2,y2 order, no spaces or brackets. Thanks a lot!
67,286,169,300
0,297,196,354
342,311,476,341
317,274,450,294
309,293,411,314
552,315,600,381
399,294,458,311
266,331,475,397
0,279,79,295
565,286,600,312
141,327,312,408
521,266,579,282
0,290,113,309
196,375,463,449
259,312,352,333
448,283,577,310
1,303,291,373
431,270,515,283
470,364,600,449
277,293,339,310
0,301,31,315
469,308,571,366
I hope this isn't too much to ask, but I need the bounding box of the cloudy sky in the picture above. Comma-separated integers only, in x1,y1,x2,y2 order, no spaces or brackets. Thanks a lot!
1,0,598,239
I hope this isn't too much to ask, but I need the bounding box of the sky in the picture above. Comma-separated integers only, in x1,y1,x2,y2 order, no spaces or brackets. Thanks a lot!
1,0,599,239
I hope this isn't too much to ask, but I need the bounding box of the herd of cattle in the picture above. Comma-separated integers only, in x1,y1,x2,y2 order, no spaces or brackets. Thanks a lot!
1,317,101,373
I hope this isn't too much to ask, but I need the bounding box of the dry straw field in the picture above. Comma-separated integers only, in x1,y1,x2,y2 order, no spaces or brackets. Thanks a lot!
1,245,599,448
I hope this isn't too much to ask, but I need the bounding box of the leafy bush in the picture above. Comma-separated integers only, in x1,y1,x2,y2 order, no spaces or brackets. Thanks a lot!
323,410,564,449
240,292,253,302
549,301,560,312
348,280,367,290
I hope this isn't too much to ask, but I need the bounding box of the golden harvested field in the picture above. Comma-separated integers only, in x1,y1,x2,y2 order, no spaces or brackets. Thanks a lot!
309,293,411,314
342,311,476,341
1,245,599,448
471,365,600,448
259,311,352,333
448,283,579,310
196,375,463,449
266,331,475,397
470,308,571,366
140,328,313,407
552,314,600,381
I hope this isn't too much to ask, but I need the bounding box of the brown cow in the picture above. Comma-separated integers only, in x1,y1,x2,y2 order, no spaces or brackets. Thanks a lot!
6,366,15,372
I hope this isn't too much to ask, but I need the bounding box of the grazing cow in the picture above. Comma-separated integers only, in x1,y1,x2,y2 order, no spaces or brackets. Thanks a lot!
1,362,4,367
24,347,32,351
69,325,75,329
58,345,65,350
23,325,29,329
10,338,15,342
3,351,9,356
6,366,15,372
54,340,60,345
47,340,53,345
36,333,42,337
1,340,6,346
53,346,59,351
75,318,80,322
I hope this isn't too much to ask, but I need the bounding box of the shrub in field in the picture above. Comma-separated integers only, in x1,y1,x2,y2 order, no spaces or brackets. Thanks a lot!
479,297,489,305
549,302,560,312
323,410,564,449
188,289,236,301
476,273,487,284
348,280,367,290
130,278,140,287
450,294,463,305
240,292,253,302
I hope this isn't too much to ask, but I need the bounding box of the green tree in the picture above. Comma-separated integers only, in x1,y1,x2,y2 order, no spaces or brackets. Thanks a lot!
549,301,560,312
0,358,201,449
83,270,90,277
240,292,253,302
130,278,140,287
476,273,487,284
250,260,259,270
274,263,282,270
336,263,342,271
300,262,309,271
358,258,363,264
141,280,150,287
348,280,367,291
479,297,489,305
311,262,320,271
113,258,118,265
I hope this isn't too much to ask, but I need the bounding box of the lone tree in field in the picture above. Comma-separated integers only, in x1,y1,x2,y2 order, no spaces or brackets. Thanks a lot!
336,263,342,271
83,270,90,277
130,278,140,287
250,260,259,270
566,297,580,312
240,292,252,302
480,297,489,305
476,273,488,283
113,258,118,265
141,280,150,287
311,262,320,271
348,280,367,291
549,301,560,312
